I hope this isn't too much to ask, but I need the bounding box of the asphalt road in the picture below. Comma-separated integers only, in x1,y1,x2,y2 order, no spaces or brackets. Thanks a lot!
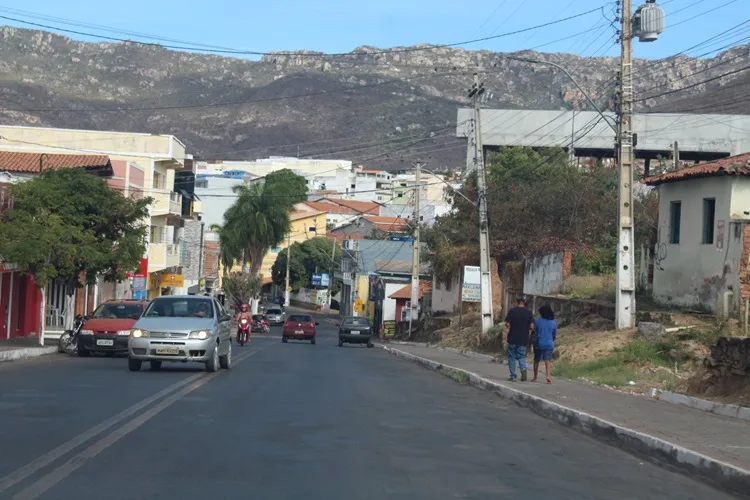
0,316,739,500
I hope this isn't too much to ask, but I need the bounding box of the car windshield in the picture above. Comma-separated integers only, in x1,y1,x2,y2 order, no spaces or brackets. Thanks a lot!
91,303,143,320
343,317,370,327
144,298,215,318
288,315,312,323
253,315,266,321
267,309,282,315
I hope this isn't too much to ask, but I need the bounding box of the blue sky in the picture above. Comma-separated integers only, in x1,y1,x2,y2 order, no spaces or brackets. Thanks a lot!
0,0,745,61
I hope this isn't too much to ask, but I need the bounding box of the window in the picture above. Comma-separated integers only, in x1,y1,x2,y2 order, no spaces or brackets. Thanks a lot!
152,172,164,189
669,201,681,244
702,198,716,244
144,297,214,318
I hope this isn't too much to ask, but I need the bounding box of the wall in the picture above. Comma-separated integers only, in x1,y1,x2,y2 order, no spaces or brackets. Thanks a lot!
523,251,572,295
653,177,740,313
431,272,460,314
258,214,327,279
382,282,408,322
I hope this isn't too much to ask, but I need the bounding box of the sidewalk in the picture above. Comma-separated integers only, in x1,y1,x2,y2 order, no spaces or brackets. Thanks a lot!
380,342,750,496
0,337,58,363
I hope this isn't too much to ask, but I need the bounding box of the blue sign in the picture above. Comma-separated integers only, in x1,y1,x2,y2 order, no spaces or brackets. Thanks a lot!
389,236,414,242
132,289,147,300
312,273,330,287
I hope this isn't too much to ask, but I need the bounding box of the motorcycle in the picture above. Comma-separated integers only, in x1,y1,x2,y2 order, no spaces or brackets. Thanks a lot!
237,317,251,346
57,314,87,355
251,315,271,334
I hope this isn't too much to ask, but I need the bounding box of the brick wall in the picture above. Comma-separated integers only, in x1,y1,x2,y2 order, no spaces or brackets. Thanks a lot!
203,241,220,279
182,220,204,281
740,223,750,300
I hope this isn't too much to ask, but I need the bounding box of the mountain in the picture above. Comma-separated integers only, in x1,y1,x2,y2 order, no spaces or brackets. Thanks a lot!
0,26,748,169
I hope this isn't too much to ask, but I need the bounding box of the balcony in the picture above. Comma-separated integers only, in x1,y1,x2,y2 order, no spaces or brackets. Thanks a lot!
166,244,180,267
150,189,182,217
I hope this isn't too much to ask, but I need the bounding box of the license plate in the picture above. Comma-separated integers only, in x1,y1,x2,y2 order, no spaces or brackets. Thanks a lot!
295,330,304,334
96,339,114,346
155,346,180,355
350,331,360,335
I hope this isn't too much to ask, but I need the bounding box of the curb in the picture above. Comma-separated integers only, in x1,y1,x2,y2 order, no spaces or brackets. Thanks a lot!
0,346,58,363
379,344,750,497
385,341,501,363
649,388,750,423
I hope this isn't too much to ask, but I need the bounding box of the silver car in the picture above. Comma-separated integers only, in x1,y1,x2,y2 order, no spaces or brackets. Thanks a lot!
128,295,233,372
265,307,286,325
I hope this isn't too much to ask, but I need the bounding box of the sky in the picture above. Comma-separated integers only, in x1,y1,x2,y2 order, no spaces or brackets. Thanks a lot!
0,0,746,61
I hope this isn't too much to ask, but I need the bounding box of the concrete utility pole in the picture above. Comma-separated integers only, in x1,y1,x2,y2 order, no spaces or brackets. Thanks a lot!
326,237,336,313
673,141,680,170
284,232,291,308
616,0,636,330
469,73,494,333
408,162,422,338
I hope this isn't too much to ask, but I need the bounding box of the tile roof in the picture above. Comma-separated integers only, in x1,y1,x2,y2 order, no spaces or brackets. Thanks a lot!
389,280,433,300
289,209,325,221
0,151,112,173
315,198,381,215
363,215,410,232
643,153,750,186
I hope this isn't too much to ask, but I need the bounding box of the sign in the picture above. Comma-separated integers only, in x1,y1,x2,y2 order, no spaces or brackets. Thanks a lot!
127,258,149,278
312,273,330,287
342,272,352,286
461,265,481,303
382,320,396,339
354,299,365,313
132,277,147,290
132,289,147,300
160,273,184,287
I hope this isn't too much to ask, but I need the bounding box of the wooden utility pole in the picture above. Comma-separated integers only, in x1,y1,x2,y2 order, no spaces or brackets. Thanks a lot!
284,232,291,307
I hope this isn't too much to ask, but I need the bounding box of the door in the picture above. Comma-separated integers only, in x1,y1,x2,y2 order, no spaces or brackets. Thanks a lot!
214,299,231,349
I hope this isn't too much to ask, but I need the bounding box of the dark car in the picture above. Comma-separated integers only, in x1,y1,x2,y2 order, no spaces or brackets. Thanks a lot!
338,316,374,348
77,300,148,356
282,314,318,344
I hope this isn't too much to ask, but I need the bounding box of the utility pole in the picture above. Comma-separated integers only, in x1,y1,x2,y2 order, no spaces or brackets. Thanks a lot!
326,237,336,313
469,73,494,333
284,232,291,308
672,141,680,171
408,162,423,338
616,0,636,330
569,106,576,165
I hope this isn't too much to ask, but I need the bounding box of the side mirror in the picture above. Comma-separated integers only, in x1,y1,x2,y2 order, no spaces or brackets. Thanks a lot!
315,322,320,326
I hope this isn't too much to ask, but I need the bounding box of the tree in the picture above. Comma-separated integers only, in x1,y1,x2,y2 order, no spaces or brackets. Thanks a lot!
217,171,307,276
221,272,262,308
0,169,150,328
426,147,619,284
271,237,341,295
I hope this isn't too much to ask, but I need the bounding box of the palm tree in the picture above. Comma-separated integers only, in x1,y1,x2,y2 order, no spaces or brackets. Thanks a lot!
220,183,291,277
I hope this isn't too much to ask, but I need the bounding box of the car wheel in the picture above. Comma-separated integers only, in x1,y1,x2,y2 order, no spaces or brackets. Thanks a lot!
150,361,162,370
206,345,220,372
78,347,90,358
220,344,232,369
128,357,142,372
338,339,343,347
311,338,316,345
282,336,288,343
367,342,374,348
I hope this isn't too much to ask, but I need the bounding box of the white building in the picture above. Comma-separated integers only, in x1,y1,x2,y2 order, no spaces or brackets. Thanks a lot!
643,153,750,315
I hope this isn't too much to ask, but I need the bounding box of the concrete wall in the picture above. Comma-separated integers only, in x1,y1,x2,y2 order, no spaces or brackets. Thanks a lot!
524,251,571,295
653,177,743,313
431,272,461,314
383,282,407,322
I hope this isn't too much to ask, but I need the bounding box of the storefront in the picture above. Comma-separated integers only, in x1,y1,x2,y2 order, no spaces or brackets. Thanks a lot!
0,266,43,339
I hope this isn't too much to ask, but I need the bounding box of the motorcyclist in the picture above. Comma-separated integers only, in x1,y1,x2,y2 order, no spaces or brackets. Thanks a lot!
237,303,252,340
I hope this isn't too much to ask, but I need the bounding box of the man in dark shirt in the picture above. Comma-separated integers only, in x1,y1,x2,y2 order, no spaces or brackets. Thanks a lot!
504,295,534,381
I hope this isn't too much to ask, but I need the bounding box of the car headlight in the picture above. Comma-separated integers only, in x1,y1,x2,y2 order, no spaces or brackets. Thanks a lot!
130,329,149,338
80,329,94,336
117,330,131,336
188,330,210,340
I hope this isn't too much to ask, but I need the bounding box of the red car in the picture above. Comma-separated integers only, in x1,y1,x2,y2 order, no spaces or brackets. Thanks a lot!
77,300,149,356
282,314,318,344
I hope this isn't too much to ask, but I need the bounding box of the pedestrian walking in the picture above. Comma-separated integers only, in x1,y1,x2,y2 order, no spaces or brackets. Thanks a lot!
531,305,558,384
504,295,534,381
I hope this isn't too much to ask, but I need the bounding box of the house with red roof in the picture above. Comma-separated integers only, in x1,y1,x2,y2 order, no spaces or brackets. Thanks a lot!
643,152,750,314
297,198,382,229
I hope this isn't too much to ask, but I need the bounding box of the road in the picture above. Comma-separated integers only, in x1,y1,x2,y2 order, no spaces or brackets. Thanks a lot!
0,315,738,499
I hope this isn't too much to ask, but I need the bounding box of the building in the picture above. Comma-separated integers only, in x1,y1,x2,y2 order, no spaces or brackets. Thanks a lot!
0,151,114,340
388,280,432,322
296,198,381,229
0,125,198,336
331,215,410,239
643,153,750,314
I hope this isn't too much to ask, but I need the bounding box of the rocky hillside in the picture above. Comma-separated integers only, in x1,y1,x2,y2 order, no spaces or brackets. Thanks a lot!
0,27,747,169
